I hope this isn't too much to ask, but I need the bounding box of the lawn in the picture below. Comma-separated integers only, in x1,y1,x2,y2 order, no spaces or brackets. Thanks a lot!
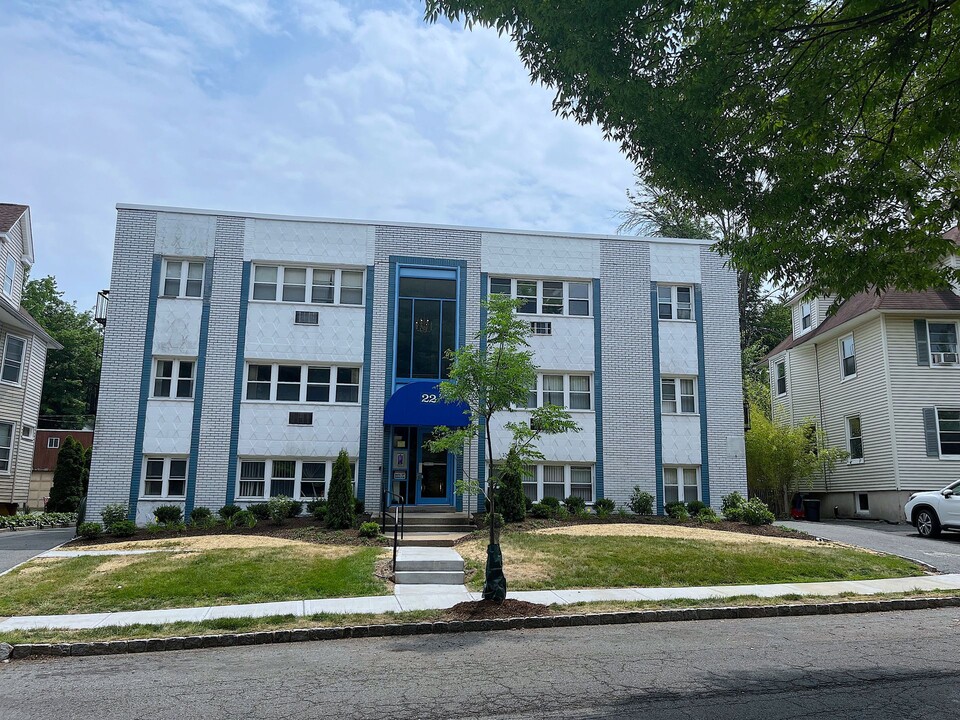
458,525,925,591
0,539,388,616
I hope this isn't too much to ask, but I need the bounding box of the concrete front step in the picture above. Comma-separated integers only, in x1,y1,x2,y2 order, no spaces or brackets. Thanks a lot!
394,570,465,585
396,532,469,547
385,513,471,525
387,524,475,533
393,547,466,585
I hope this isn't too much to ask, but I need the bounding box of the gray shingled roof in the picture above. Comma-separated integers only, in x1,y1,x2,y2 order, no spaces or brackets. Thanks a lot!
0,204,28,234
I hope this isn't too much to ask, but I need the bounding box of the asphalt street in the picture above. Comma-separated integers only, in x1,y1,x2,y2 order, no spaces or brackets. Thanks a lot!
2,608,958,719
781,519,960,573
0,528,74,574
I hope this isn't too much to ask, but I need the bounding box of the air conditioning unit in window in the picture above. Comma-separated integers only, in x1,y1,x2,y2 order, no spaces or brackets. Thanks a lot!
289,412,313,426
530,321,552,336
932,352,959,365
294,311,319,326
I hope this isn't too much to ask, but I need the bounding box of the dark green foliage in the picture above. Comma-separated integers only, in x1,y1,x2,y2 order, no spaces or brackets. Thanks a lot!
109,520,137,537
524,495,533,511
153,505,183,525
594,498,616,514
686,500,708,516
475,512,504,530
665,502,690,521
287,500,303,518
722,492,748,522
358,521,381,538
48,436,86,512
247,503,271,521
743,498,776,526
267,496,297,525
77,522,102,539
697,508,720,524
218,504,241,520
628,488,654,515
529,502,552,519
563,495,586,514
308,499,328,521
495,450,527,522
100,503,127,529
326,450,355,530
540,496,561,511
354,499,365,516
189,506,212,522
230,510,256,528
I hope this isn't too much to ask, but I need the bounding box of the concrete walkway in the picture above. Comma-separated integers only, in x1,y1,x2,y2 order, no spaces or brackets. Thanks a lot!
3,573,960,632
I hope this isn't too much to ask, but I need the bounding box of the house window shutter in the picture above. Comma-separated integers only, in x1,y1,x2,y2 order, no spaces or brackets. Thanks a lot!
922,407,939,457
914,319,930,366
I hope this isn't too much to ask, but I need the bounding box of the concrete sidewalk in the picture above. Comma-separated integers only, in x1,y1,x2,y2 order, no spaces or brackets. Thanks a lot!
3,573,960,632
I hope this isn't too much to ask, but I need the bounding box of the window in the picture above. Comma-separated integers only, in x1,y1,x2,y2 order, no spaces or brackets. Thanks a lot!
521,464,596,503
47,436,60,449
800,302,812,331
397,270,458,380
0,422,11,473
252,265,365,306
162,259,204,298
936,408,960,457
1,335,25,384
570,466,593,502
236,458,356,499
530,321,552,336
526,373,593,410
521,465,537,503
489,278,592,316
3,256,15,296
152,359,195,399
839,334,856,379
661,377,697,414
21,425,33,440
244,363,361,403
657,285,694,321
846,415,864,462
542,465,566,500
142,457,187,498
775,361,787,396
856,493,869,514
663,466,699,505
289,412,313,426
928,322,959,365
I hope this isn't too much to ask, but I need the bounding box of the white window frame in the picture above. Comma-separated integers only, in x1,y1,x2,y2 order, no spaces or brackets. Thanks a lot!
661,377,698,415
927,320,960,366
657,285,695,322
489,277,592,317
663,465,701,505
775,360,787,397
856,493,869,515
160,258,205,299
3,255,16,297
47,436,60,449
244,362,362,404
935,407,960,460
525,373,593,411
141,456,188,499
151,358,196,399
250,264,365,307
846,415,864,464
1,333,26,386
839,333,857,380
800,302,812,333
0,421,13,474
234,458,358,500
519,464,595,504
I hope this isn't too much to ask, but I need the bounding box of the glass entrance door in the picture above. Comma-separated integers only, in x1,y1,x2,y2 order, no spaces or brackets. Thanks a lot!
417,428,449,504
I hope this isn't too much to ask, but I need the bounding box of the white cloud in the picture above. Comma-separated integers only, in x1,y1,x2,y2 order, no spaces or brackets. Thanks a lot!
0,1,634,306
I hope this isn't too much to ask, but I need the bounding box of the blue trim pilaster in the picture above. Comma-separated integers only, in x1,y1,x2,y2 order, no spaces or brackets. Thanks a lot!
694,285,711,506
126,255,163,521
224,261,251,506
184,260,215,519
592,279,605,500
356,265,375,503
476,271,488,512
650,282,664,515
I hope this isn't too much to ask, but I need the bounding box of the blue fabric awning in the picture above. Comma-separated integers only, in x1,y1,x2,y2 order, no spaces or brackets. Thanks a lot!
383,381,470,427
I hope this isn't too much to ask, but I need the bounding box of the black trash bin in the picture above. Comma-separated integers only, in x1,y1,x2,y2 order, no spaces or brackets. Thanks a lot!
803,498,821,522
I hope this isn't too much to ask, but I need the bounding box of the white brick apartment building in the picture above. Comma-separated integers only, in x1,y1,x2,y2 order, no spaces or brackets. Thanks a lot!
87,205,746,524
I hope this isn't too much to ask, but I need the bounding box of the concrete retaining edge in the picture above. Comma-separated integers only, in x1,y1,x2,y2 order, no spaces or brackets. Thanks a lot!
5,594,960,661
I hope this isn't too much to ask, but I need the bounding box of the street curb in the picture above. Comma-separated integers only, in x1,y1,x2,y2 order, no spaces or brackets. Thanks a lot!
5,594,960,661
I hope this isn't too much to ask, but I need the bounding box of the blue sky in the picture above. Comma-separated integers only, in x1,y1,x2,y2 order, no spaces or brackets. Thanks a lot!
0,0,635,307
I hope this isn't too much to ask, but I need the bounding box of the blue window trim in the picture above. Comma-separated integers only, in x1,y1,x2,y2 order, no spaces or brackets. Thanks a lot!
224,261,251,506
694,284,711,505
592,279,604,500
477,271,488,512
356,265,375,503
650,282,664,515
126,255,163,521
184,260,215,519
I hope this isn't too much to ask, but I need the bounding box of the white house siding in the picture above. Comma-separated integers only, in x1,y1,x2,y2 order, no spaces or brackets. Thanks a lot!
786,344,821,427
527,317,594,371
244,303,365,365
3,219,27,306
769,351,793,425
238,404,361,458
143,401,194,454
152,300,202,357
487,410,596,464
886,314,960,492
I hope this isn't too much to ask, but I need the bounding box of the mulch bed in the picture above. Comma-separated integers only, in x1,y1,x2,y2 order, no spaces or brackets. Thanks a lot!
444,599,553,621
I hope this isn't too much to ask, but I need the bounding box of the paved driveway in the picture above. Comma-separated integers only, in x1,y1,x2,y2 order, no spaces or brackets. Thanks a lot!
0,527,74,574
781,519,960,573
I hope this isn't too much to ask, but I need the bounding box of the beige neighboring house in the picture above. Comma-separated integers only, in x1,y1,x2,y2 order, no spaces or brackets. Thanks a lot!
29,429,94,510
767,241,960,522
0,204,62,514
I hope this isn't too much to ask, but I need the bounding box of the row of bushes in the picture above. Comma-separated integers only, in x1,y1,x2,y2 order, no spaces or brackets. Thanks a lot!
0,512,78,529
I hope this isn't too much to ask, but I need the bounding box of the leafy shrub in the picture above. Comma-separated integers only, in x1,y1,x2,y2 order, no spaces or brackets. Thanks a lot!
555,507,570,521
475,512,504,529
190,506,212,522
696,507,720,524
110,519,138,537
219,504,241,520
686,500,708,515
0,512,78,529
230,510,257,528
358,521,381,538
665,502,690,521
743,497,775,526
308,499,328,521
77,522,103,539
524,495,533,511
629,488,654,515
529,502,553,519
266,496,297,525
48,437,85,512
563,495,586,514
617,506,630,518
354,499,365,516
192,515,218,530
721,492,748,522
287,500,303,518
154,505,183,525
594,498,616,514
248,503,271,521
495,450,527,522
101,503,128,529
540,496,561,511
326,450,356,530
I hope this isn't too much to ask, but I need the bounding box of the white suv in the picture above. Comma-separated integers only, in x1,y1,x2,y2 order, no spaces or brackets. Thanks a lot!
905,480,960,537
